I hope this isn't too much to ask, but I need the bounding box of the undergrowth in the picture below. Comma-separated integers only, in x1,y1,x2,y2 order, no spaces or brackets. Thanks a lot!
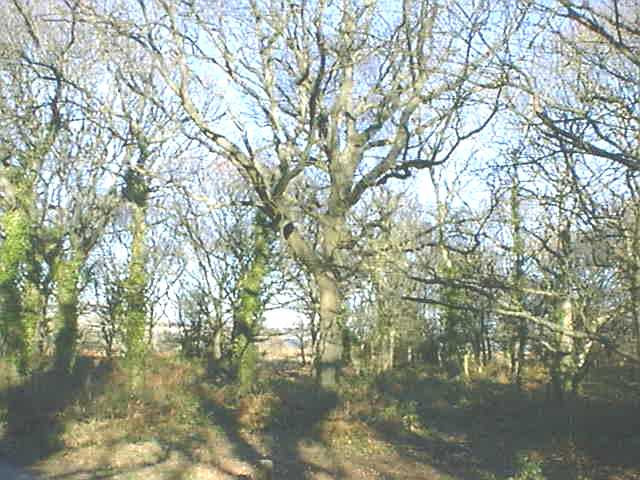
1,355,639,480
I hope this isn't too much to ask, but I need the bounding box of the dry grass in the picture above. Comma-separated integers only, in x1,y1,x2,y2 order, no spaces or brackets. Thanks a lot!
2,354,640,479
237,392,282,431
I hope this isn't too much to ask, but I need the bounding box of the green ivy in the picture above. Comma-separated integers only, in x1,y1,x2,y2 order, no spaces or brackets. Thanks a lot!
231,211,271,393
123,169,150,206
54,255,82,373
0,210,35,375
235,337,259,395
0,211,30,283
122,205,149,383
508,454,546,480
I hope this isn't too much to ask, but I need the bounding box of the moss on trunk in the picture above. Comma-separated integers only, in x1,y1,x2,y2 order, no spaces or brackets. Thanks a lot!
231,212,270,394
0,210,37,375
122,204,148,382
54,255,82,373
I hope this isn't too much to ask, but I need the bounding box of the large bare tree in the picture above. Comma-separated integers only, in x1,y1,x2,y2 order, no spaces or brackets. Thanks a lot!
83,0,509,387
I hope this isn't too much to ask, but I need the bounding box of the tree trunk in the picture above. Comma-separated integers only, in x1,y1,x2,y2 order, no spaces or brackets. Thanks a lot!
548,220,577,404
230,212,270,393
122,132,152,383
0,282,24,370
515,319,528,390
0,210,36,375
509,339,517,379
550,298,575,404
211,326,223,361
309,311,320,367
316,272,342,388
122,203,148,381
479,311,491,367
509,164,528,390
379,326,396,372
629,255,640,380
299,339,307,366
280,214,344,388
54,255,82,373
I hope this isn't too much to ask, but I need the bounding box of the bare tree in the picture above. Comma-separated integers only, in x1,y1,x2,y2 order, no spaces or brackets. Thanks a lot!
84,0,509,387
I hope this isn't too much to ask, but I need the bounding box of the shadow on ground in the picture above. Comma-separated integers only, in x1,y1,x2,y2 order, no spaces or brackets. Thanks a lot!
366,369,640,480
0,354,346,479
196,359,344,479
3,355,639,480
0,356,114,466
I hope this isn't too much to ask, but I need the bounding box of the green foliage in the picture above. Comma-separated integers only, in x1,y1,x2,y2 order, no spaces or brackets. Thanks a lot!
123,168,149,206
19,282,41,372
0,211,30,284
0,210,37,374
122,307,148,382
508,453,546,480
236,213,269,320
229,211,272,392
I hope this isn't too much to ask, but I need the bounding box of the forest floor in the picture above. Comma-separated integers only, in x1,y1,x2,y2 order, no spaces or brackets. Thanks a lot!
1,352,640,480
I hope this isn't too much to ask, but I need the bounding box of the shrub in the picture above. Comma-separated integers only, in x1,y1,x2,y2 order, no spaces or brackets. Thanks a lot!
508,453,546,480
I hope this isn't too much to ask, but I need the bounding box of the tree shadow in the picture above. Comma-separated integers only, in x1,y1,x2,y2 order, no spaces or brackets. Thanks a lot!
0,353,349,479
0,355,114,466
265,374,343,478
22,354,638,479
367,369,640,479
195,359,345,479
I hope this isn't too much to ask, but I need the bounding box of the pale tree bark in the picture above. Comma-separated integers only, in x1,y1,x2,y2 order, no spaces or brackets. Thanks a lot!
316,272,342,386
550,295,574,403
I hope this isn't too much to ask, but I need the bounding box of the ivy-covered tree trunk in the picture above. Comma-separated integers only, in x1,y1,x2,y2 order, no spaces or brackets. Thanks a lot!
122,201,149,381
53,255,82,373
231,212,270,394
120,117,153,383
0,211,37,375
